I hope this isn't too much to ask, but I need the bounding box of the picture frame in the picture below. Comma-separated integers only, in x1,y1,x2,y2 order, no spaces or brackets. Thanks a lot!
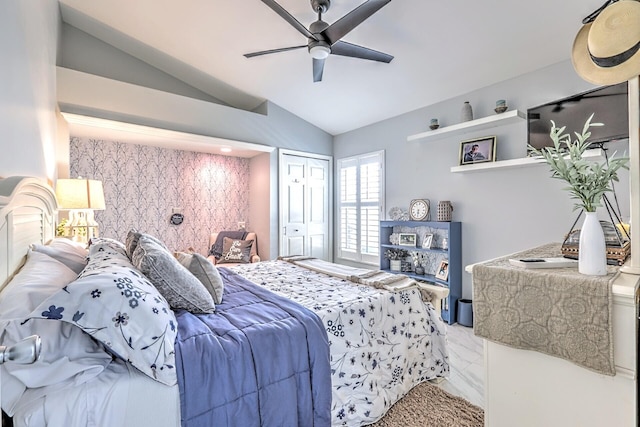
422,233,433,249
398,233,417,247
435,260,449,280
459,136,497,166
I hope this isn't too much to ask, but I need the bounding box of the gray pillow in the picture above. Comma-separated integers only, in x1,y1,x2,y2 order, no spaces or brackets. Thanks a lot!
174,252,224,304
218,237,254,264
126,230,168,260
132,235,215,314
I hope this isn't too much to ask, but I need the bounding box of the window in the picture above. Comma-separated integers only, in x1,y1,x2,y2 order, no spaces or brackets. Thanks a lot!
337,151,385,265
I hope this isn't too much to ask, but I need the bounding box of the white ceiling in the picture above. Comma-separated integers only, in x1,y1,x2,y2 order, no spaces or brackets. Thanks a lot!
58,0,604,136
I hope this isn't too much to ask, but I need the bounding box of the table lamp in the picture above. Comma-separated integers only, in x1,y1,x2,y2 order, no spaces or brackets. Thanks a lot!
55,178,106,243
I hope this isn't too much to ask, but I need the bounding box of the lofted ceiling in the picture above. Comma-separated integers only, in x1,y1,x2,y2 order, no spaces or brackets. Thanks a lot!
58,0,605,136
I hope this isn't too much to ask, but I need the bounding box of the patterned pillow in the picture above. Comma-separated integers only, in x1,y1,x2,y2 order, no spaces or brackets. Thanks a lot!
125,230,168,260
217,237,254,264
29,243,178,386
89,236,127,254
132,235,215,313
174,252,224,304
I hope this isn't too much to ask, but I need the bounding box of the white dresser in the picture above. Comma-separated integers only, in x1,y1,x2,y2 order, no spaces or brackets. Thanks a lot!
470,266,638,426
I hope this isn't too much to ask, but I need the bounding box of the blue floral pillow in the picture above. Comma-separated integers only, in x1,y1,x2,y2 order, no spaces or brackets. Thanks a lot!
29,241,178,385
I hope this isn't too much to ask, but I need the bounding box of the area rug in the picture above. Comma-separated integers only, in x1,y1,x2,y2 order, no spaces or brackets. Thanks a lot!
369,382,484,427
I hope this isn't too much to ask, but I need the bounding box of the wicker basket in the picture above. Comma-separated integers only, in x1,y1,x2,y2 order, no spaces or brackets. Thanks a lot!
561,241,630,266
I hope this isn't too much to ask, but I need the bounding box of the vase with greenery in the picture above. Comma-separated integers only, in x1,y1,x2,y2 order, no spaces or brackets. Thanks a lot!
528,114,629,275
385,248,408,272
56,218,69,237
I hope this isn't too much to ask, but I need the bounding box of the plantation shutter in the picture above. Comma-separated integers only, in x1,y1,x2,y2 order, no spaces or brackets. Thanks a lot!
337,151,385,264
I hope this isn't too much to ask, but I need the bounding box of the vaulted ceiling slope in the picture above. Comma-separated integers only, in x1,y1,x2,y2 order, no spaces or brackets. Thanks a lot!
58,0,604,136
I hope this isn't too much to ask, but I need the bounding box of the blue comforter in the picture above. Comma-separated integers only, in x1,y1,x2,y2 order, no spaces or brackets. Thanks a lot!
174,268,331,427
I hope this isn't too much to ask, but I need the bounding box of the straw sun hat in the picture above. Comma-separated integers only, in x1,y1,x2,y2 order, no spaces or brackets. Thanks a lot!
572,0,640,85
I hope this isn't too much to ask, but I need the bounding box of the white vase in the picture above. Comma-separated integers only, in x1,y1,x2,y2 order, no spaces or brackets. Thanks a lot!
390,260,401,271
579,212,607,276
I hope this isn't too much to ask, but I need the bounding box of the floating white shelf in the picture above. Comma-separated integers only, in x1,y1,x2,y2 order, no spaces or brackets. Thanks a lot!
407,109,526,143
449,148,604,173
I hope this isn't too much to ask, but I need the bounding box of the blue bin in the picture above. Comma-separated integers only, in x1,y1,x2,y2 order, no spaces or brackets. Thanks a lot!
457,299,473,327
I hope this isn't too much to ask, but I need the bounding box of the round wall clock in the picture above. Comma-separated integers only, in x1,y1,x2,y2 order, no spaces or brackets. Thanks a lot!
170,213,184,225
409,199,430,221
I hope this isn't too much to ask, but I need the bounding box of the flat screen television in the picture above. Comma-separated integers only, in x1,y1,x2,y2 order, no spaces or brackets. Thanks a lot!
527,82,629,151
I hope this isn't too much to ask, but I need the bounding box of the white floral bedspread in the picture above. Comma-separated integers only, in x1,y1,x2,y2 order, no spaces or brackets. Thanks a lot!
227,260,449,426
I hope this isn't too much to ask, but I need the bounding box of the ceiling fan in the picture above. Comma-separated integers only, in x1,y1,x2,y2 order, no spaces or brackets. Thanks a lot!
244,0,393,82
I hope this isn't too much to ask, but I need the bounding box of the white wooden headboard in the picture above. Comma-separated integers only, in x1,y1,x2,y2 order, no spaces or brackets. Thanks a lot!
0,176,57,290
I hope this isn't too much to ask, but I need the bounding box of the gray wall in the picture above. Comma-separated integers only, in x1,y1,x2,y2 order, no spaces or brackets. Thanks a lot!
333,60,630,299
57,25,333,157
60,23,225,105
1,0,61,181
249,152,277,260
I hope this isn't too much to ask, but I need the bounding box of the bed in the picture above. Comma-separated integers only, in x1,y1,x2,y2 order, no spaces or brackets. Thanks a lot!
0,176,449,427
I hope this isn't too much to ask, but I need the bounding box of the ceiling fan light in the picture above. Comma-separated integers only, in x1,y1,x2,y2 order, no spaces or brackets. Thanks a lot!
309,45,330,59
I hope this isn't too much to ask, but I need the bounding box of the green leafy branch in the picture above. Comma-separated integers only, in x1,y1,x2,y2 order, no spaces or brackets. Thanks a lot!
528,114,629,212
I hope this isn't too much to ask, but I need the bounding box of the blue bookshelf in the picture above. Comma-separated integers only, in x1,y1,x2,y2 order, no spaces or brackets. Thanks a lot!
379,220,462,324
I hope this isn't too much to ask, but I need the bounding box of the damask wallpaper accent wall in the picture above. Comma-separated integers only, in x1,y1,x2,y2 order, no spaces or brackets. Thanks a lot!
70,137,250,255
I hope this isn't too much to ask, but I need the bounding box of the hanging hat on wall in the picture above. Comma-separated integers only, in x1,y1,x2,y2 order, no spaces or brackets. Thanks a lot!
572,0,640,85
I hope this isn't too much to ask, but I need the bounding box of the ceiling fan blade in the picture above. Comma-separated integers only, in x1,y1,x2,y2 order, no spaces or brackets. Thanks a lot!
322,0,391,45
313,58,325,82
244,45,307,58
330,40,393,62
261,0,317,40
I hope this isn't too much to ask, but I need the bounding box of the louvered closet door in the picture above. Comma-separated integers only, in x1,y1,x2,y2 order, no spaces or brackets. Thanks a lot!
280,153,330,261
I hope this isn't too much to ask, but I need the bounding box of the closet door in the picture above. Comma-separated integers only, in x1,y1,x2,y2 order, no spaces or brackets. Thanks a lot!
280,151,331,261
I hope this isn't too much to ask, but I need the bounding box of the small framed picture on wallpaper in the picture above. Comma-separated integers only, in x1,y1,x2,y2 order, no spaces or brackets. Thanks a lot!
398,233,417,247
422,233,433,249
459,136,496,166
435,260,449,281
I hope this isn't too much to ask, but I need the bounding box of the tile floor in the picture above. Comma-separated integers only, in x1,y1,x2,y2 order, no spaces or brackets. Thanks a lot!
435,323,485,408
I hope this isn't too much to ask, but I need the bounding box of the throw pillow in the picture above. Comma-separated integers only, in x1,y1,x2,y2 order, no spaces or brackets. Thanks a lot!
89,236,127,253
174,252,224,304
28,243,178,386
132,235,215,314
217,237,254,264
208,230,248,259
125,229,168,260
88,238,130,263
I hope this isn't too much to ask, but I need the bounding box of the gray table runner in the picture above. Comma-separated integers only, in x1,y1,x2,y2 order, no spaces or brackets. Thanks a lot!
472,243,617,376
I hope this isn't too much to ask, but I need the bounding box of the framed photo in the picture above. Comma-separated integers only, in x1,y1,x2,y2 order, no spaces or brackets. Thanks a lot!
398,233,417,247
422,233,433,249
459,136,496,166
435,260,449,280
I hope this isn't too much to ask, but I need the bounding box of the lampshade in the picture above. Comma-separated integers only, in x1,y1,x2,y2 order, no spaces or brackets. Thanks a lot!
56,178,105,210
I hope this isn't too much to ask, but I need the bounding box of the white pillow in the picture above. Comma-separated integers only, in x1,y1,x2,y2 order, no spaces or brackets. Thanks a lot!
31,238,88,274
46,237,88,258
0,250,112,416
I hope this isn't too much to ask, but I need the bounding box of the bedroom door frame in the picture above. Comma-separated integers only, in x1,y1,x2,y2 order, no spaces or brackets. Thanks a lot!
278,149,333,262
